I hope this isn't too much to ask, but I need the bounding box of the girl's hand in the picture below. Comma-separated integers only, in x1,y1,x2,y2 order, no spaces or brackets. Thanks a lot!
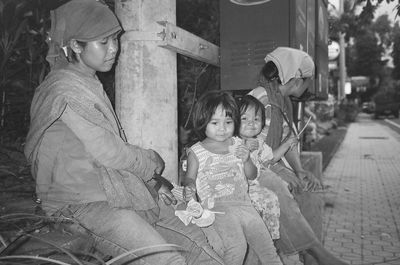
235,144,251,162
244,138,259,152
184,186,197,201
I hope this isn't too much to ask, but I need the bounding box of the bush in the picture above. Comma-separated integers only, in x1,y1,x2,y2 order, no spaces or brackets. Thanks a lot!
335,100,359,125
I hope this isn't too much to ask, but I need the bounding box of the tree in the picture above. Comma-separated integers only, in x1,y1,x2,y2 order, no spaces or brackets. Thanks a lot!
358,0,400,19
347,29,384,77
330,0,400,41
372,14,393,48
391,22,400,80
329,0,399,100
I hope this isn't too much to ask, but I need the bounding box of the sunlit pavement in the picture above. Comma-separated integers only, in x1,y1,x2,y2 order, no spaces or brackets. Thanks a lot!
322,113,400,265
282,113,400,265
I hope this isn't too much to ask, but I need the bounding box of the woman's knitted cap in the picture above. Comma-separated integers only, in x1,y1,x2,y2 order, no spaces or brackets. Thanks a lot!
46,0,122,69
264,47,315,85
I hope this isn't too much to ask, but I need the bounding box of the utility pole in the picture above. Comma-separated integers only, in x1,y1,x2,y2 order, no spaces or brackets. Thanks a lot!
338,0,346,101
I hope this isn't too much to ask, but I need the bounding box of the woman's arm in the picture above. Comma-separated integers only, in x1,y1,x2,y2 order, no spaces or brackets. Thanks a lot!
284,147,303,173
271,137,298,163
284,147,322,191
61,105,161,181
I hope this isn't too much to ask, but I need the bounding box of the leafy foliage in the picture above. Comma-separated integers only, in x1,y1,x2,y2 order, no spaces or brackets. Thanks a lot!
372,14,393,48
0,0,50,144
329,0,400,41
177,0,220,132
357,0,400,20
0,0,221,147
347,30,384,77
329,0,400,99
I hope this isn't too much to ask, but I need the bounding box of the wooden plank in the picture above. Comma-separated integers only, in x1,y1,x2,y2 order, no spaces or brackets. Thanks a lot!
158,21,220,66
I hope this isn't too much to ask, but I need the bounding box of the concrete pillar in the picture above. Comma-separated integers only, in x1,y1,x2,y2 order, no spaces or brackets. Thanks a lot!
114,0,178,181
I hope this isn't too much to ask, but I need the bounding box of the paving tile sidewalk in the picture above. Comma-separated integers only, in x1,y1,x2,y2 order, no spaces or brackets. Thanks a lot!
322,115,400,265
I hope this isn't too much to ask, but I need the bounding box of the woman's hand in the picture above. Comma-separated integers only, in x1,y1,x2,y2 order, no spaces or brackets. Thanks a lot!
150,150,165,175
296,170,322,192
158,184,178,205
279,172,303,193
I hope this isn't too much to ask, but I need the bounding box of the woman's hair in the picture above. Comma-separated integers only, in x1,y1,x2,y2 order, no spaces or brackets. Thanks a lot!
69,40,87,62
239,95,266,128
192,91,239,140
261,61,281,84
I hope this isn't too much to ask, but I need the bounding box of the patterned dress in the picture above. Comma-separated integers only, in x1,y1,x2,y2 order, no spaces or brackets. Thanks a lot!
247,137,280,240
191,137,280,239
189,138,284,265
190,138,250,209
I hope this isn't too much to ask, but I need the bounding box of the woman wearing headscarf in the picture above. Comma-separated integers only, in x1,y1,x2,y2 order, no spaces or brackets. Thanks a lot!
248,47,349,265
24,1,223,264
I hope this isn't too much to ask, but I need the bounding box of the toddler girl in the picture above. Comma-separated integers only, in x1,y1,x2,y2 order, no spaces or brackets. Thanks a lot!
239,95,298,170
183,91,282,265
238,94,298,240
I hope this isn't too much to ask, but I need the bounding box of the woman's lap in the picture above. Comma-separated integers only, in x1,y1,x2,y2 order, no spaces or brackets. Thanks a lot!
55,201,186,265
257,166,322,254
155,201,224,265
269,163,323,241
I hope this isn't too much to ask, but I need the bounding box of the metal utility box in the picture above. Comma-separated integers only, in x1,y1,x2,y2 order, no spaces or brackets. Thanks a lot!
220,0,328,100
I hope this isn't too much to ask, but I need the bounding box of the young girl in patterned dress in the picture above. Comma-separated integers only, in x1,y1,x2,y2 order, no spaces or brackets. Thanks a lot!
182,91,282,265
238,95,298,241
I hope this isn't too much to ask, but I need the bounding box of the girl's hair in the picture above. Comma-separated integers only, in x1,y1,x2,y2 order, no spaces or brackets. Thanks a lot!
239,95,266,128
192,91,239,140
261,61,281,84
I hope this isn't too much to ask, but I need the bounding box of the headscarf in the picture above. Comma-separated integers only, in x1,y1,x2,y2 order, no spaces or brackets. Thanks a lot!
257,47,314,149
264,47,314,85
256,75,290,149
46,0,121,69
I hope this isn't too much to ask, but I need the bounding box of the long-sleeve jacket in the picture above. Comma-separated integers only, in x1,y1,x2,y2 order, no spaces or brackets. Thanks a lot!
25,69,159,222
